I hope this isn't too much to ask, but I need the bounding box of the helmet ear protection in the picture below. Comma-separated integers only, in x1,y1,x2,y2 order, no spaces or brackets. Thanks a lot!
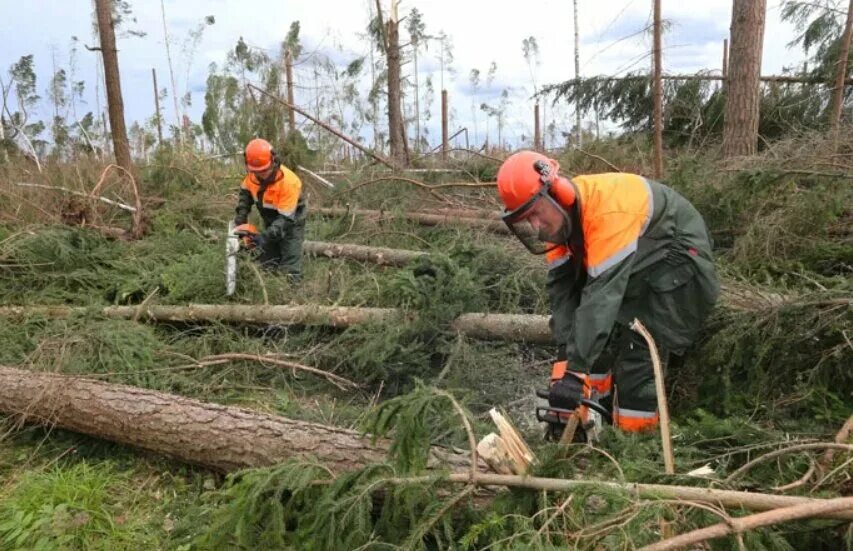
533,159,576,207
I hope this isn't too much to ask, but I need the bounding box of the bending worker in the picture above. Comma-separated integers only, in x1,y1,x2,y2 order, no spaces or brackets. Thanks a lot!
234,138,307,279
497,151,719,432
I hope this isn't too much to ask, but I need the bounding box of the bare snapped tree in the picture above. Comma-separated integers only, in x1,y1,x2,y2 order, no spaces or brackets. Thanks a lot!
723,0,767,157
375,0,407,166
94,0,135,175
829,0,853,133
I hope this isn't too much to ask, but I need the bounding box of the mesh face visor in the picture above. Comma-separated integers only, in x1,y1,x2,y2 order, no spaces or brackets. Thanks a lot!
501,186,570,255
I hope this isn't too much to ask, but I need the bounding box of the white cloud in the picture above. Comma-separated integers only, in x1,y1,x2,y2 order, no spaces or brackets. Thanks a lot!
0,0,807,149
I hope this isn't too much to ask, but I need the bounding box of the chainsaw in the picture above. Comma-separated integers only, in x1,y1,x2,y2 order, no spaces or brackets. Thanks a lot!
225,222,262,296
535,388,612,443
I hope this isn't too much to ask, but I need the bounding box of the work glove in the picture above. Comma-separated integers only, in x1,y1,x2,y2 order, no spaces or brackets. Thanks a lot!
251,233,268,250
548,371,590,411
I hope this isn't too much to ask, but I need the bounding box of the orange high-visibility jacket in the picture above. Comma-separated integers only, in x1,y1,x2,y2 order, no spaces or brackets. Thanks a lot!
234,165,306,239
546,173,719,372
240,165,303,218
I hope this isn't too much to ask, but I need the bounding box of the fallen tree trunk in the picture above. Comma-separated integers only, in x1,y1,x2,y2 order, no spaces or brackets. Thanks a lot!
303,240,425,267
0,365,471,473
0,305,554,344
0,304,400,328
2,366,851,520
296,241,791,314
313,206,511,234
0,365,391,472
451,313,551,343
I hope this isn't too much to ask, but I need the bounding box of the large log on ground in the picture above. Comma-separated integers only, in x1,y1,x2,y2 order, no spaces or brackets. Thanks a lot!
0,305,553,343
452,313,551,344
0,305,402,328
313,207,510,234
304,240,425,267
1,366,851,520
0,365,466,473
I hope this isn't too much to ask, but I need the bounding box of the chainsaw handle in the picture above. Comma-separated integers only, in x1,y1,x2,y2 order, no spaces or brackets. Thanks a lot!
535,389,613,424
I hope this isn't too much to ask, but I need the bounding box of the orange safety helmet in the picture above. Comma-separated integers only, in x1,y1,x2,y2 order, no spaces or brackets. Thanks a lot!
497,151,576,254
244,138,275,172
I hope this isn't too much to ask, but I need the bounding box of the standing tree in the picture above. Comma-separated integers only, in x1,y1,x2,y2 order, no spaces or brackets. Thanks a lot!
723,0,767,157
94,0,134,175
407,8,426,152
522,36,541,149
469,68,481,145
829,0,853,133
375,0,407,166
1,55,44,169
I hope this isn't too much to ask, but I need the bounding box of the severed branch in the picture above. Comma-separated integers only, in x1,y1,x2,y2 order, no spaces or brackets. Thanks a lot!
772,458,817,493
630,318,675,475
725,442,853,484
248,84,398,170
190,353,360,391
573,147,623,172
637,497,853,551
90,164,144,238
297,165,336,189
821,414,853,468
15,182,137,212
347,176,495,196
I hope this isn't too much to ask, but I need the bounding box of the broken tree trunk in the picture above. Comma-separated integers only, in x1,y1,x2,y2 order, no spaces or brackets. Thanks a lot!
313,207,510,234
451,313,551,343
2,367,851,520
303,240,425,267
0,305,554,344
0,365,463,473
0,304,402,328
94,0,135,177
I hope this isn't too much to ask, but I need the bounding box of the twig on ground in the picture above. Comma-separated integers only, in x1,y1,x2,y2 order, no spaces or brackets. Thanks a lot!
772,458,817,493
821,414,853,469
247,263,269,305
637,497,853,551
725,442,853,483
196,353,360,391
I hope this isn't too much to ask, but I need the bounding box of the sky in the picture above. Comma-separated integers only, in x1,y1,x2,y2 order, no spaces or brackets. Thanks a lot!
0,0,810,150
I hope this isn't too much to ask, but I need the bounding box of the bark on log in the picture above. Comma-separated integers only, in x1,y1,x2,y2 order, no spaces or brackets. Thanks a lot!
303,240,425,267
0,366,466,473
0,366,385,472
313,207,510,234
451,313,551,344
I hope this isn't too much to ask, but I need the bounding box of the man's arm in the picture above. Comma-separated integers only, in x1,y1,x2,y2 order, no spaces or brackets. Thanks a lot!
234,188,253,225
567,252,635,372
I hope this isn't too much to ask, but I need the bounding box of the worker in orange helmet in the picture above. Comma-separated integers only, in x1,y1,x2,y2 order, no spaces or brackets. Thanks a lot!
234,138,306,279
497,151,719,437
